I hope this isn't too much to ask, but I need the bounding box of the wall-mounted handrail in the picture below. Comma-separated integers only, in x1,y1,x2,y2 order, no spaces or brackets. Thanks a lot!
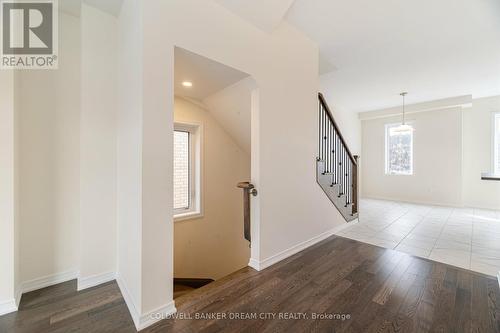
237,182,257,242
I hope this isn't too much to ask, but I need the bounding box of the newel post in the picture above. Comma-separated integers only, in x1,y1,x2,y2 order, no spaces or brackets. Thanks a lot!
352,155,360,215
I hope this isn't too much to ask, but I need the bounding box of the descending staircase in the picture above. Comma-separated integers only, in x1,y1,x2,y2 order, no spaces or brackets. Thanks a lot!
173,278,214,299
317,93,359,222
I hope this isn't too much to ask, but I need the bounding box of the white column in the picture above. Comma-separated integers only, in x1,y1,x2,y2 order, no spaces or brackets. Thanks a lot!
79,3,118,291
0,70,18,315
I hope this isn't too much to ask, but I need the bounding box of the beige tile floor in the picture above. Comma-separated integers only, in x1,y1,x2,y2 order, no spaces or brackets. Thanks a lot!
336,199,500,277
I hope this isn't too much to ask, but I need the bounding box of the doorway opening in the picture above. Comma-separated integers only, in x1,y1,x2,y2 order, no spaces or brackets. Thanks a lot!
173,47,256,299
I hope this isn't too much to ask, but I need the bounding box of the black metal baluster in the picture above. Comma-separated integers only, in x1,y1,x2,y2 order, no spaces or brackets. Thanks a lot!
344,149,347,204
346,150,349,204
349,160,352,204
326,114,329,172
338,142,342,196
329,124,332,182
319,104,322,160
342,144,347,196
342,147,345,197
332,129,336,185
350,160,353,204
340,139,343,192
321,106,324,162
322,106,325,164
347,154,350,205
323,107,326,170
324,107,327,167
349,156,351,204
336,133,339,186
348,159,351,205
327,115,330,173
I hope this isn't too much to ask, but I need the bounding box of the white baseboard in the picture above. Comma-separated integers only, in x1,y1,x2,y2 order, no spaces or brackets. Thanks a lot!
116,275,141,329
21,270,79,294
15,284,22,307
4,270,175,331
1,269,112,316
77,271,116,291
116,274,177,331
248,258,260,270
248,224,349,271
137,301,177,331
0,299,17,316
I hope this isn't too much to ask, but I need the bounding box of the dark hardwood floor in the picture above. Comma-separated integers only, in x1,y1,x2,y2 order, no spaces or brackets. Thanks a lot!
1,236,499,332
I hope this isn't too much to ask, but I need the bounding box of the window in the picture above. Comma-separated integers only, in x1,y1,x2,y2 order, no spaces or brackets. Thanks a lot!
494,112,500,174
174,123,201,220
174,130,190,210
385,123,414,175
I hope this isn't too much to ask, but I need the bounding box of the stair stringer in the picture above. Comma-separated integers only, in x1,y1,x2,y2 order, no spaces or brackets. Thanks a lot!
316,159,358,222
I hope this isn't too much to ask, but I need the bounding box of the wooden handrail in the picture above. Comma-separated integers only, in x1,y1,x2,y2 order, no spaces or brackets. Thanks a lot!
318,93,357,166
237,182,256,242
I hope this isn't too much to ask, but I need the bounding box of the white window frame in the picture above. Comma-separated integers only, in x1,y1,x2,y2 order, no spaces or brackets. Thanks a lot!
174,122,203,221
385,122,414,176
493,112,500,175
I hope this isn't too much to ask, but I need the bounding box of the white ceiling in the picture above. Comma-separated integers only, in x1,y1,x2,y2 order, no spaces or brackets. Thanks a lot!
60,0,123,17
286,0,500,112
174,47,249,101
214,0,295,32
59,0,81,16
84,0,123,16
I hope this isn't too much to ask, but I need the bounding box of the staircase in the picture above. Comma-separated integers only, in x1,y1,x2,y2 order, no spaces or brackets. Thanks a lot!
317,93,359,222
173,278,214,299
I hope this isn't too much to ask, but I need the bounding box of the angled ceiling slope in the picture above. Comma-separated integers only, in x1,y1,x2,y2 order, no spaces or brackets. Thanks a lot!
174,47,249,101
214,0,296,32
174,47,253,155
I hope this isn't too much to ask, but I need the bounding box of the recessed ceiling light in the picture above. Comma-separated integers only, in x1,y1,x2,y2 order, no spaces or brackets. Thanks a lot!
182,81,193,87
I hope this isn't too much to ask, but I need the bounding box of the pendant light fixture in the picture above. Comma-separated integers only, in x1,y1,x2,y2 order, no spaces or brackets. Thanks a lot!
393,92,414,132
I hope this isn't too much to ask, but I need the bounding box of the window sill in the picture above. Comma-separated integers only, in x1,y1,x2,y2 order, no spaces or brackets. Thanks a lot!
481,172,500,181
174,211,203,222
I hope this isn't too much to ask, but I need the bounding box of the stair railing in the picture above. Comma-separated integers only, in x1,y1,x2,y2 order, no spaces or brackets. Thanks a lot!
237,182,257,242
318,93,359,215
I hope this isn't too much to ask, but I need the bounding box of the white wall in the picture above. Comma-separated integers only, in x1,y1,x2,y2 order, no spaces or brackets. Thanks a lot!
2,7,120,311
119,0,350,324
319,82,361,155
361,96,500,209
79,4,118,289
114,0,349,328
0,70,18,314
116,0,144,322
361,107,463,206
14,73,20,307
17,12,81,283
463,96,500,209
173,97,250,280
